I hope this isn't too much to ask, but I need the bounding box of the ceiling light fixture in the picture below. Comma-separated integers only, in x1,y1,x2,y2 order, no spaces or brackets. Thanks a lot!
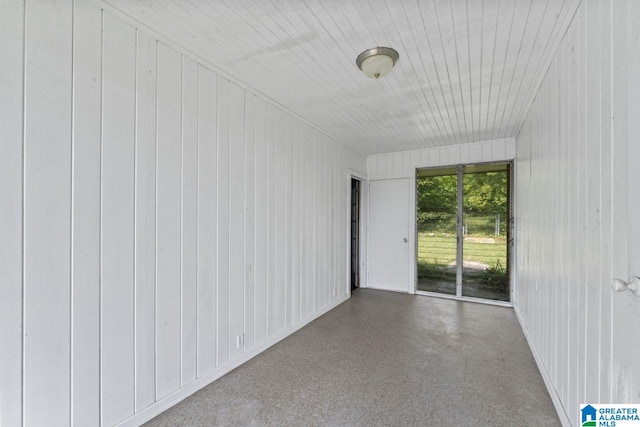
356,47,399,79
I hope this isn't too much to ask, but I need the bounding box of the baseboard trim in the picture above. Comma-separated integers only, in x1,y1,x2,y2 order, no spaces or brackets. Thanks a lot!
513,303,571,427
117,294,351,427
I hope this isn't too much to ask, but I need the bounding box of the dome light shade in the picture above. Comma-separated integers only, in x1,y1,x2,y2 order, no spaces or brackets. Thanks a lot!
356,47,399,79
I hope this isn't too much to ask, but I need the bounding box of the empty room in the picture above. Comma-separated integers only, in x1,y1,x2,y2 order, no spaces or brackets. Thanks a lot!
1,0,639,426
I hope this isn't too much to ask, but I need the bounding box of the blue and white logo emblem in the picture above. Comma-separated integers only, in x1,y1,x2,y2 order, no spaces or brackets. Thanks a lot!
580,404,640,427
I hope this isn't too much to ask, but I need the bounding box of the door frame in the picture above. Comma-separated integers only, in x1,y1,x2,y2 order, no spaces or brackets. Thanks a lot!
413,161,514,307
350,177,361,291
347,170,366,296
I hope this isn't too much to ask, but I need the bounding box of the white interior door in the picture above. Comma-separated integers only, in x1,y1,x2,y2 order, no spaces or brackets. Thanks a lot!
368,178,409,292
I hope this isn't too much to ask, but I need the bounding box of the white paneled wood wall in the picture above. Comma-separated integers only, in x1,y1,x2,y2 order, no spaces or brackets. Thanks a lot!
0,1,365,425
365,139,514,293
515,1,640,425
367,138,515,179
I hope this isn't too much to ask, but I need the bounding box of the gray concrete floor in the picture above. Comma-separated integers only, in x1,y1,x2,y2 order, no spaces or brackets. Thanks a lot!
146,289,560,426
417,278,510,301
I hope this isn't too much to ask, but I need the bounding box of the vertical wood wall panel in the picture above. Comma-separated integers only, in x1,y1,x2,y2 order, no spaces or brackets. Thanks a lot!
392,152,403,175
481,141,493,161
298,123,307,320
459,146,470,164
315,137,326,309
0,1,24,426
5,1,367,424
469,143,482,162
565,17,580,414
101,13,136,425
23,1,73,424
329,147,337,300
448,145,460,167
327,135,335,303
71,2,101,424
196,65,218,376
134,29,158,411
320,136,329,305
253,97,268,347
291,118,301,325
336,154,342,298
575,3,587,406
216,76,231,367
266,104,277,338
275,110,287,332
301,124,313,318
285,116,294,328
181,56,198,386
228,82,245,361
155,43,183,399
326,135,334,303
597,0,613,403
309,128,317,314
583,0,602,405
438,147,448,167
325,135,334,304
244,93,256,351
557,37,567,406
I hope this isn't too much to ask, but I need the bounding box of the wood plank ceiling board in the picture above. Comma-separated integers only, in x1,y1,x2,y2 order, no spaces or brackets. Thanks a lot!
98,0,577,155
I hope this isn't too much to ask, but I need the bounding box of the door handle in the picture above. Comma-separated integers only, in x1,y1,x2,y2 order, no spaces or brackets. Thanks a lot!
403,238,408,243
612,277,640,297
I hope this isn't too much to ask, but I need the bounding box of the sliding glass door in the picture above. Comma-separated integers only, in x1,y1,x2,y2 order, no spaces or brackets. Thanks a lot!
416,163,511,302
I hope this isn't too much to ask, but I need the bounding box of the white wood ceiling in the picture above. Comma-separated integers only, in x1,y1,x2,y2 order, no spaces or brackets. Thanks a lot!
100,0,577,155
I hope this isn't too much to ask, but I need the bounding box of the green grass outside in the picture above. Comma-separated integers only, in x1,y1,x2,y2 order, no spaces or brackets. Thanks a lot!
417,233,507,267
417,233,508,292
418,214,507,237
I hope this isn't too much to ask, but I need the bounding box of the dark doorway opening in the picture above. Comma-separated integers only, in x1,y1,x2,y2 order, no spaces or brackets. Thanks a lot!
351,178,361,291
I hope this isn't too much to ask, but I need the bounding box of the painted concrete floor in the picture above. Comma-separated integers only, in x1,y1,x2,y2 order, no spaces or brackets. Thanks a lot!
417,278,510,301
145,289,560,426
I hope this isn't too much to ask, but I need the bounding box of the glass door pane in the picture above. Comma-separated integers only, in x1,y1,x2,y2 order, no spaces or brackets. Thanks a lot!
416,170,458,295
461,165,509,301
